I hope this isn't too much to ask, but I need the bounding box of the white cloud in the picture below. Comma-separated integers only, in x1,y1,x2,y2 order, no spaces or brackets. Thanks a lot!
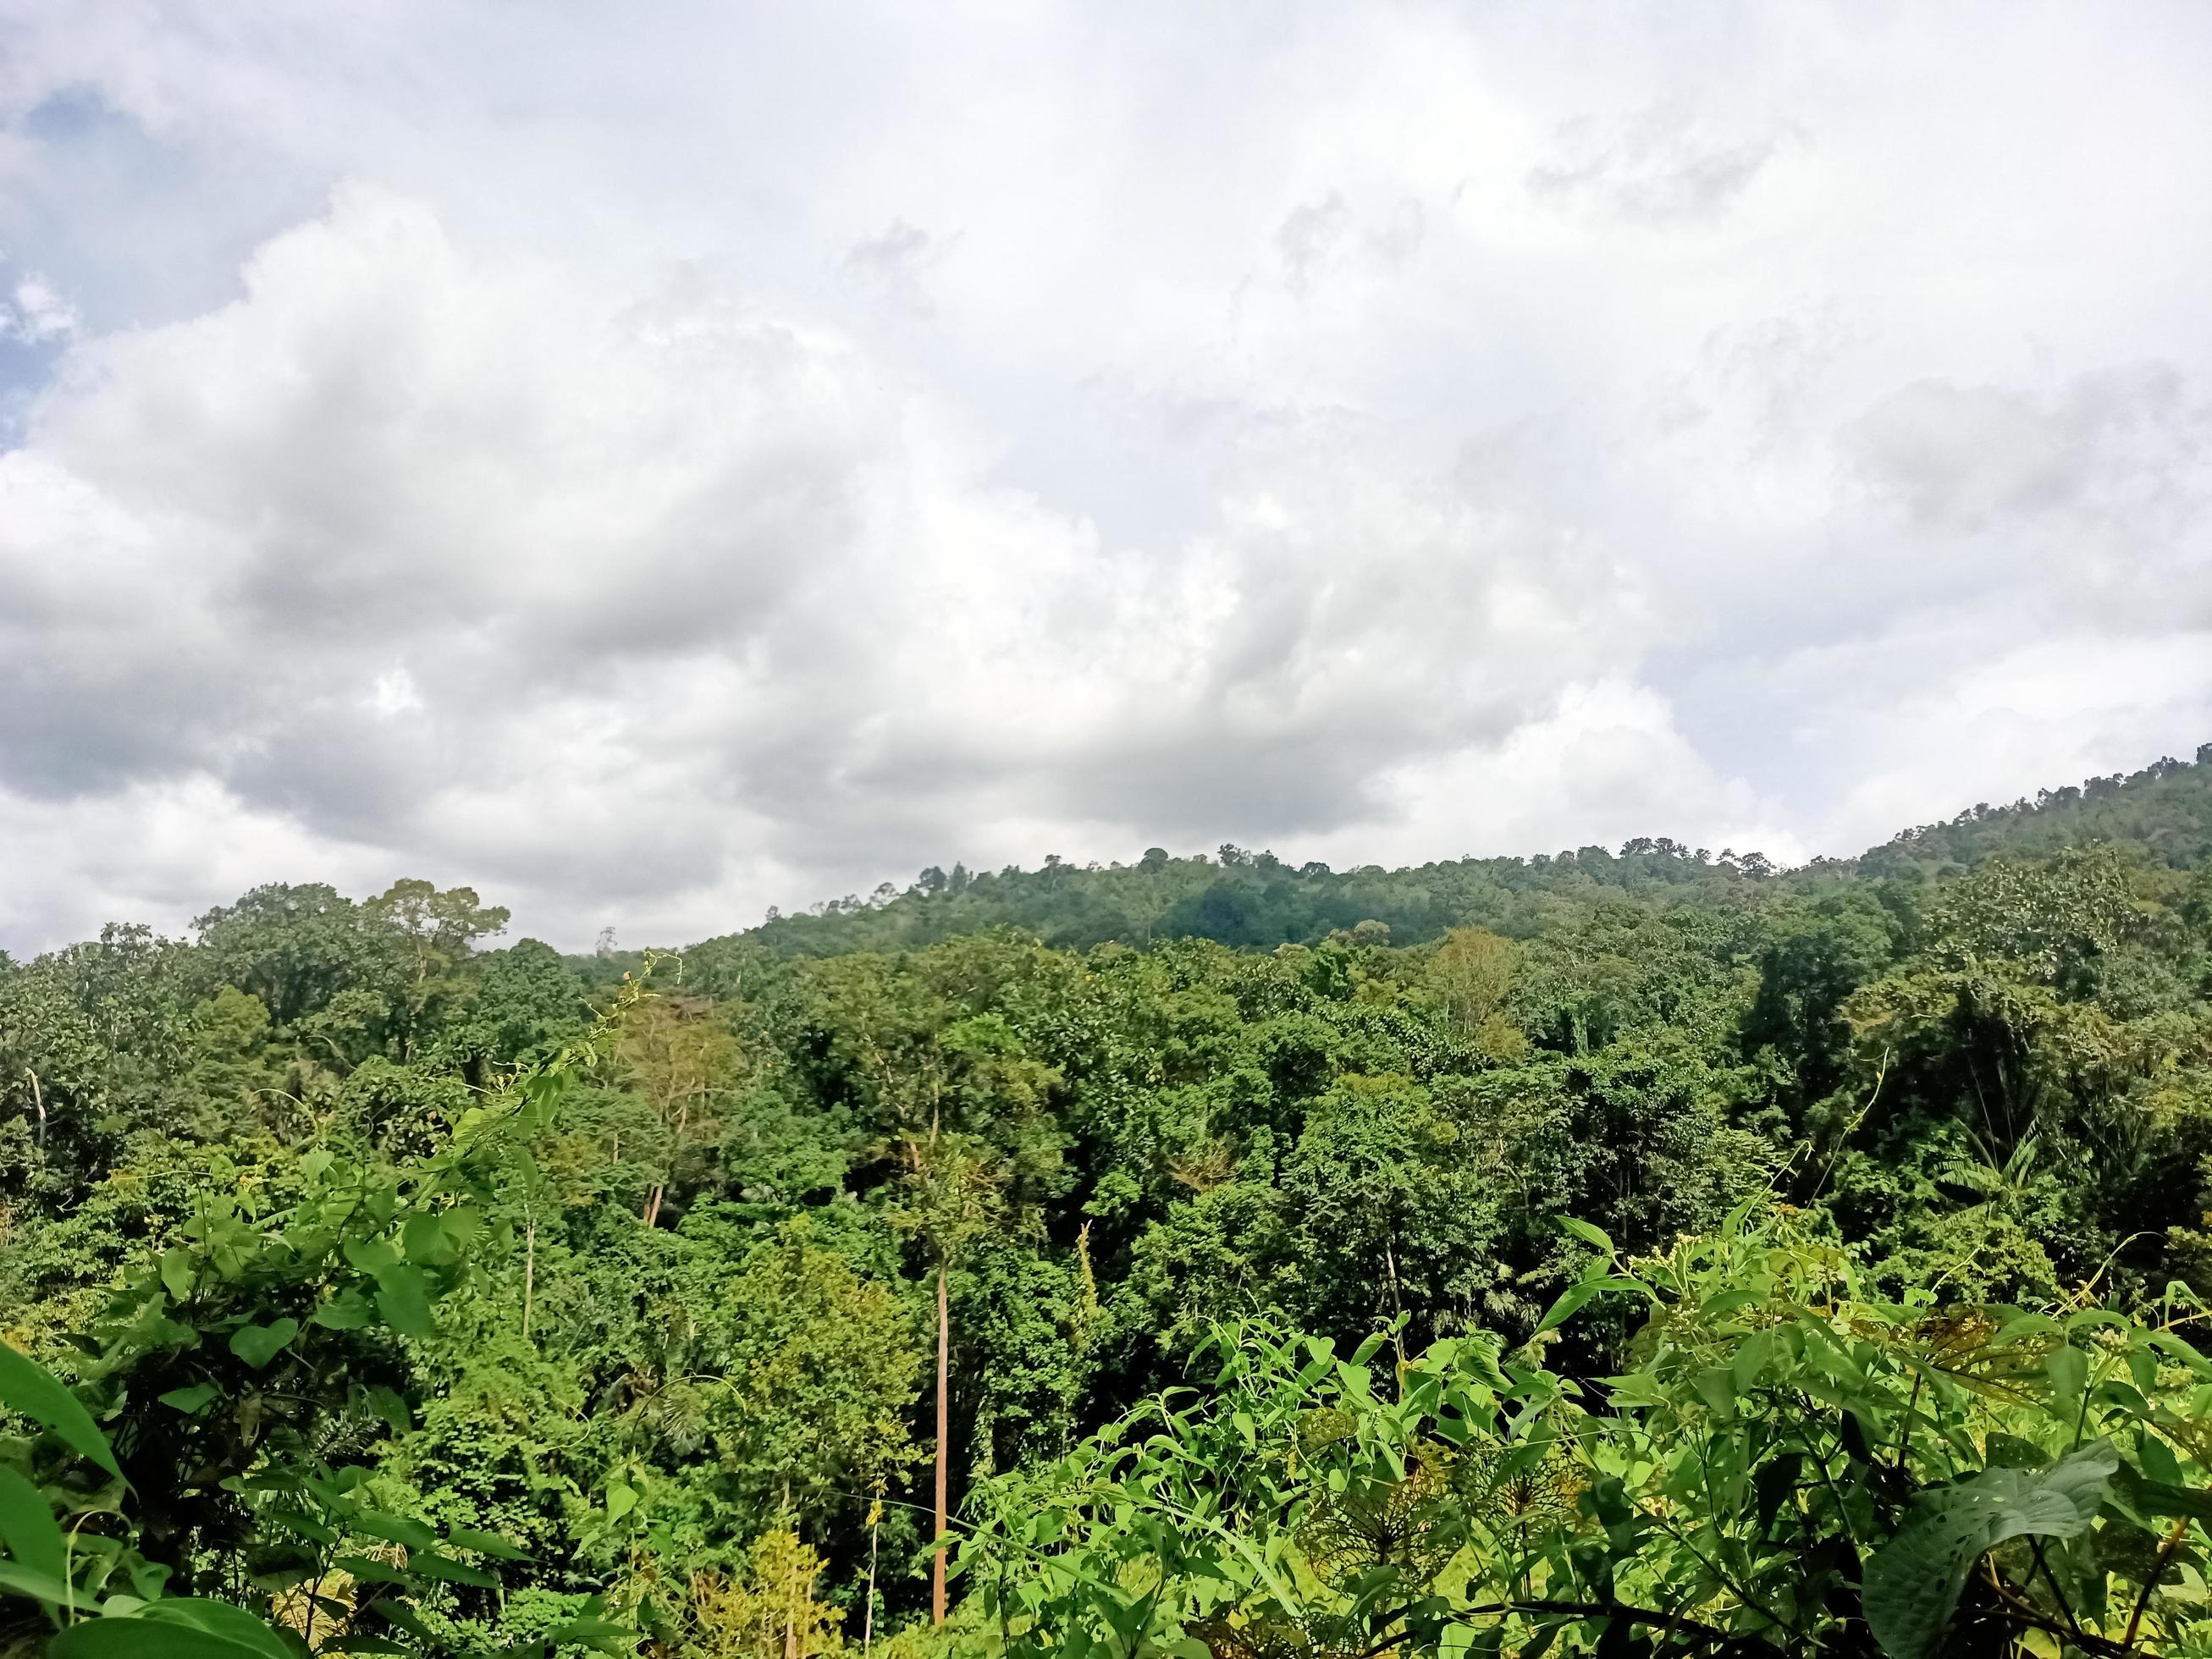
0,188,1658,945
0,3,2209,949
1527,107,1796,227
3,273,78,340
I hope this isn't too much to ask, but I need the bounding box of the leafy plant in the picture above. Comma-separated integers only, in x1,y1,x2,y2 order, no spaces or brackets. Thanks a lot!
964,1207,2212,1658
0,1015,642,1656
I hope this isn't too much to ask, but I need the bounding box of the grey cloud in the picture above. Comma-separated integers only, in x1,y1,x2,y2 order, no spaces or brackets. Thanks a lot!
841,218,950,317
1528,107,1789,226
1051,727,1410,841
1842,381,2077,528
1275,193,1426,296
1366,198,1426,267
1277,193,1352,295
0,186,1647,945
1842,369,2210,541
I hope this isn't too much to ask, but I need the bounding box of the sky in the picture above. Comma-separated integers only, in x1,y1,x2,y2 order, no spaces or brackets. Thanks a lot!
2,1,2209,953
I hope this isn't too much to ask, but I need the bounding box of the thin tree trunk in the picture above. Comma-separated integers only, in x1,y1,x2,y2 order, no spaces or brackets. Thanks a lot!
1382,1230,1408,1369
932,1256,950,1624
864,1504,880,1659
521,1210,537,1340
25,1070,43,1155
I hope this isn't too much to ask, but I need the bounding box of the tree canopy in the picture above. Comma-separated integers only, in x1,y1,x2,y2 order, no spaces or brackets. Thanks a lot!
3,749,2212,1657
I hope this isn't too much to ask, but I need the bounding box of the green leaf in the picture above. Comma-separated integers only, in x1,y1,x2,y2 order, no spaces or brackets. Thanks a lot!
227,1319,300,1370
2138,1436,2186,1486
159,1249,198,1304
1863,1441,2119,1659
1982,1433,2045,1469
401,1213,450,1267
345,1507,437,1551
1752,1452,1802,1531
334,1554,413,1587
51,1620,267,1659
143,1598,301,1659
406,1550,500,1589
2048,1344,2088,1416
1532,1275,1641,1338
0,1340,123,1479
0,1463,68,1589
2113,1464,2212,1524
158,1382,222,1414
341,1237,401,1276
1730,1329,1772,1396
1701,1288,1762,1320
372,1265,434,1337
363,1386,411,1434
264,1508,339,1546
1558,1216,1615,1254
1691,1366,1737,1417
1987,1312,2061,1348
0,1557,77,1608
547,1616,637,1656
605,1482,637,1523
367,1599,440,1643
447,1526,531,1561
312,1292,374,1331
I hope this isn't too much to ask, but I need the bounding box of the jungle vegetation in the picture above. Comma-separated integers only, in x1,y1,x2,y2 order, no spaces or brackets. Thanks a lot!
3,746,2211,1658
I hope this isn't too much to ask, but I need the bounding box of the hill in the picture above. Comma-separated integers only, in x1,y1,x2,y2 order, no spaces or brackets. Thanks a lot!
680,741,2212,962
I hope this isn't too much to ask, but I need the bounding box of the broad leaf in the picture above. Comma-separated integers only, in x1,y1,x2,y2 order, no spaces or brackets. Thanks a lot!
0,1464,68,1589
51,1620,267,1659
158,1250,198,1304
406,1549,500,1588
0,1557,78,1607
547,1616,637,1656
372,1265,434,1337
144,1598,301,1659
0,1341,122,1478
2115,1465,2212,1523
345,1507,436,1550
311,1292,374,1331
1864,1440,2119,1659
447,1525,531,1561
1558,1216,1615,1254
227,1319,300,1370
1532,1275,1641,1338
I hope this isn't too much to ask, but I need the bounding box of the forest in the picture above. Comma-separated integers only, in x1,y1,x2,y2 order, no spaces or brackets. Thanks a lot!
3,744,2211,1659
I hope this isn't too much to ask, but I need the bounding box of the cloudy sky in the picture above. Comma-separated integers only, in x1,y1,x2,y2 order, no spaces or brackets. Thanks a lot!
2,2,2209,951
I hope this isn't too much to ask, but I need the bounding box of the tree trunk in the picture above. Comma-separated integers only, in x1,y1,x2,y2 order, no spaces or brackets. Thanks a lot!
521,1211,537,1340
1382,1230,1409,1369
932,1255,950,1623
864,1504,880,1658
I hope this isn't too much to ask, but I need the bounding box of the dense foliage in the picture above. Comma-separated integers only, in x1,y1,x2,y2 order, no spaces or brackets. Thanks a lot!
968,1214,2212,1658
2,750,2209,1656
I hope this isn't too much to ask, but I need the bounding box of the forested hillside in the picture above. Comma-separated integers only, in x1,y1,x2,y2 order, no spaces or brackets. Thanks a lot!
3,748,2212,1657
725,745,2212,957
